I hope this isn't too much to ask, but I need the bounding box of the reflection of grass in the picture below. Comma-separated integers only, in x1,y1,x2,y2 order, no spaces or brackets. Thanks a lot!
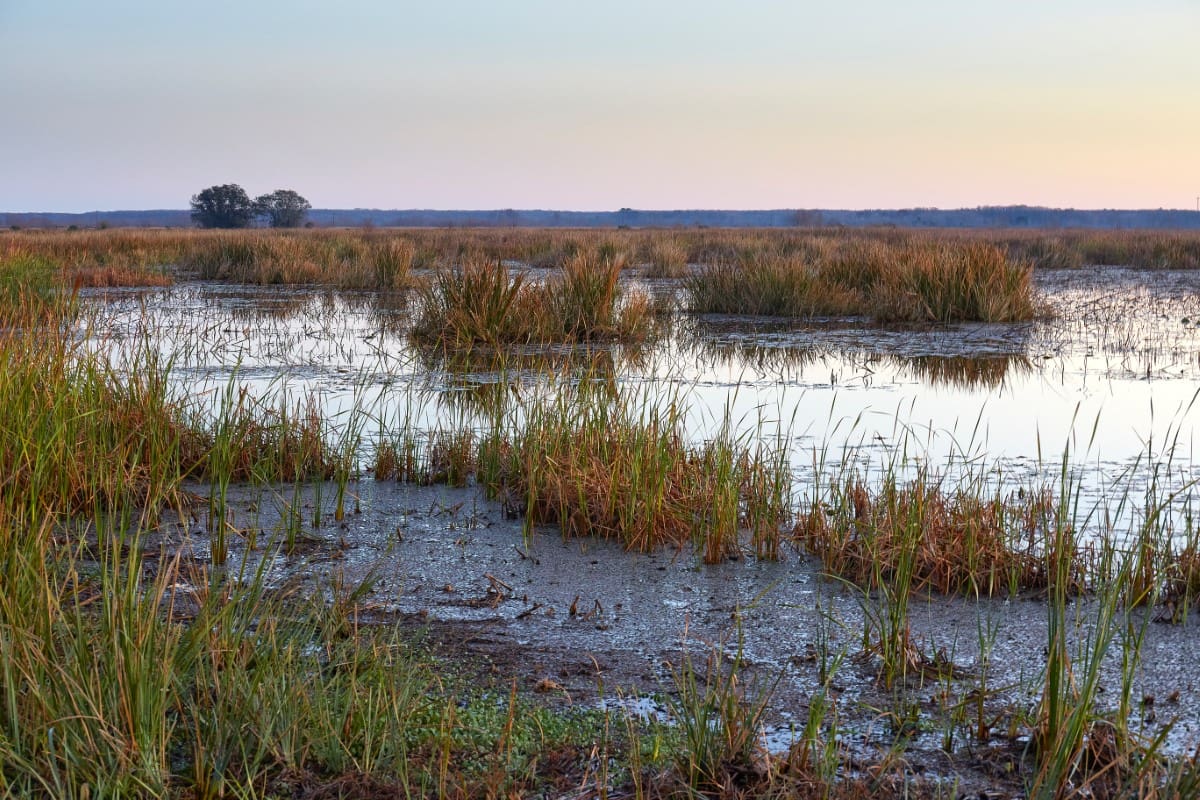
904,353,1032,390
681,321,1032,391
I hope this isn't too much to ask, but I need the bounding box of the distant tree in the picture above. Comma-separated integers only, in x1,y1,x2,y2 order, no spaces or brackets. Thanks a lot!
254,189,311,228
190,184,255,229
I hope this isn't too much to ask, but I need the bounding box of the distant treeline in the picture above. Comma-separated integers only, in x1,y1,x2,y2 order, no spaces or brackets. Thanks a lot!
4,205,1200,230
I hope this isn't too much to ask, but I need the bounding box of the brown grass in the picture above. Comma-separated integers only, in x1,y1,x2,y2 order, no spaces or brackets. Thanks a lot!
477,393,791,563
687,239,1037,323
797,474,1078,596
6,226,1200,299
67,263,173,288
410,252,655,349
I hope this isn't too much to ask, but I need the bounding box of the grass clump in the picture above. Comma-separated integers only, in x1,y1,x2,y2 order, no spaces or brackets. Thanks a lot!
663,633,776,795
687,239,1037,323
478,389,791,562
686,255,861,318
798,472,1073,597
410,252,655,350
875,241,1036,323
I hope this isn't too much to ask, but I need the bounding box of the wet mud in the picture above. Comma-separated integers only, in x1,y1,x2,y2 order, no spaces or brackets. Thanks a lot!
142,477,1200,795
92,266,1200,793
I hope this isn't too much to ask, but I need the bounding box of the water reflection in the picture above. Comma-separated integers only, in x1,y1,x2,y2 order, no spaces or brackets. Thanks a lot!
902,354,1032,391
678,316,1034,391
76,272,1200,534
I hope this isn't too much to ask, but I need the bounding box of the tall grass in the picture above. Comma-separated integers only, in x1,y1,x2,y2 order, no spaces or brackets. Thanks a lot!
410,252,654,349
642,236,689,278
477,386,792,562
687,239,1037,323
0,286,648,797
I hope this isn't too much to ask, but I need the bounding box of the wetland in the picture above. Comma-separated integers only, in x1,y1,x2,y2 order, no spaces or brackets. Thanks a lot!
5,227,1200,798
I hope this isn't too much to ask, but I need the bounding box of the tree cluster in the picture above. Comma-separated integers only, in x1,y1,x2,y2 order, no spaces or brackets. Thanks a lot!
190,184,312,229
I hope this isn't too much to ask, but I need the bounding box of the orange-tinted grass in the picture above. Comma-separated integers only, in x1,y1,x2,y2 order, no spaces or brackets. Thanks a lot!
67,264,173,288
797,474,1077,596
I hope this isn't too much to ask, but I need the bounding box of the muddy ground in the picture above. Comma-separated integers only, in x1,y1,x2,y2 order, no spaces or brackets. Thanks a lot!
140,479,1200,797
80,266,1200,794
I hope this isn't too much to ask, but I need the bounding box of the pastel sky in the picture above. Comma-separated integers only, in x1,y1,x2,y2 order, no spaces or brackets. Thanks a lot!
2,1,1198,212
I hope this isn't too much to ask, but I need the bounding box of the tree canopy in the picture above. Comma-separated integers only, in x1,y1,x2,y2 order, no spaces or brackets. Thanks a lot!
254,190,311,228
190,184,256,229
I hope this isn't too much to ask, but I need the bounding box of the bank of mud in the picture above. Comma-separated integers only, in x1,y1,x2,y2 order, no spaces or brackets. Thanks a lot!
137,478,1200,796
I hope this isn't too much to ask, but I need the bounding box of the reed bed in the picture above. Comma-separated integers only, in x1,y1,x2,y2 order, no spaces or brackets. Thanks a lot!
798,473,1076,597
7,226,1200,305
9,230,1200,796
0,288,654,797
686,239,1037,323
475,389,791,563
410,252,655,349
6,225,1200,266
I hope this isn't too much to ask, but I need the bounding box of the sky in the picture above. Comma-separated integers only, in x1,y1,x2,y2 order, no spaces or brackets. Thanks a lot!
2,1,1198,212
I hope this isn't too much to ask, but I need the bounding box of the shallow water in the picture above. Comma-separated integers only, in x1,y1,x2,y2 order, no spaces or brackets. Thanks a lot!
85,267,1200,537
102,266,1200,774
158,478,1200,764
